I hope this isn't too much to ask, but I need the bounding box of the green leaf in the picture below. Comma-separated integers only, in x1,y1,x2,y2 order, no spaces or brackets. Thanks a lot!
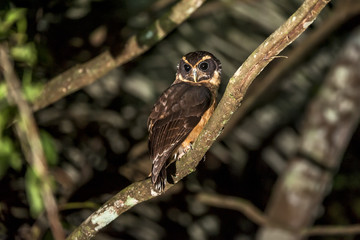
10,42,37,66
0,8,26,36
40,130,58,166
16,15,27,34
22,68,43,101
0,137,22,179
9,150,22,171
0,105,10,132
4,8,26,26
25,167,44,218
0,83,7,100
0,105,17,135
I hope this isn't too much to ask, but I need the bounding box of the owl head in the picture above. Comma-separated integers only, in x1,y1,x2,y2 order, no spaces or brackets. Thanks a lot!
176,51,222,85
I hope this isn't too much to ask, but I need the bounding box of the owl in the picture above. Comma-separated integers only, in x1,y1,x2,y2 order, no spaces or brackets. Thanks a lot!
148,51,222,191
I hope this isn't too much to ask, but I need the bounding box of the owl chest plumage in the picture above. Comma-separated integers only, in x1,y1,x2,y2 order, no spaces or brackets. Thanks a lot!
148,82,214,156
176,97,215,158
147,82,215,189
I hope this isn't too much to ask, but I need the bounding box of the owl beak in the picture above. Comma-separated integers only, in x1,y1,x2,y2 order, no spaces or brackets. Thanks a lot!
192,69,197,82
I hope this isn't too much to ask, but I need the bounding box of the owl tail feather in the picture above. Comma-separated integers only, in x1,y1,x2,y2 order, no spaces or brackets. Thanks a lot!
152,167,166,192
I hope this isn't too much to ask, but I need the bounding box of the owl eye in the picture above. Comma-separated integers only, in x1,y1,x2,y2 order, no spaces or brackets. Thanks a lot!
184,64,191,72
198,61,209,71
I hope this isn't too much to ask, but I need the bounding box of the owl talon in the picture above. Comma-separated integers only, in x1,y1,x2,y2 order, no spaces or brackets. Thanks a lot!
177,151,185,159
177,143,192,159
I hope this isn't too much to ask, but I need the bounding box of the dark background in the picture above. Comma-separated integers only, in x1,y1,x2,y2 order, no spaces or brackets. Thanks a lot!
1,0,360,239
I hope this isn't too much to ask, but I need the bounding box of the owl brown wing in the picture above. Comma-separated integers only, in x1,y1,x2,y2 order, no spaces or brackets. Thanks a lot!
148,83,212,189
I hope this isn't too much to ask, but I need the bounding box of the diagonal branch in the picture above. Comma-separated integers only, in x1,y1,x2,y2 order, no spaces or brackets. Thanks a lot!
257,25,360,240
31,0,207,111
0,44,65,240
66,0,330,239
221,0,360,138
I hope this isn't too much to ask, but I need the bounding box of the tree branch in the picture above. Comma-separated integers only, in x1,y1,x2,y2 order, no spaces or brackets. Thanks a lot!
196,193,269,226
257,26,360,240
31,0,207,111
0,44,65,240
66,0,330,239
197,192,360,237
221,0,360,138
114,0,360,175
303,224,360,237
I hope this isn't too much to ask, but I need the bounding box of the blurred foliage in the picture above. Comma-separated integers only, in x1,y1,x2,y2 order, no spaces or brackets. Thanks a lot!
0,8,37,65
0,8,27,41
40,130,58,166
25,167,44,217
0,3,57,230
0,0,359,239
22,68,43,102
0,134,21,179
0,104,20,179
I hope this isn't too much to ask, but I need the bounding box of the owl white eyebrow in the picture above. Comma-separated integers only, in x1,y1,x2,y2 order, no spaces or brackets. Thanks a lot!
194,55,212,66
182,56,194,67
182,55,212,67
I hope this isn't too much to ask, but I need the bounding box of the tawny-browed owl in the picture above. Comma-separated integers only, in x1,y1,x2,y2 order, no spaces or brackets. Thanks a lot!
148,51,221,191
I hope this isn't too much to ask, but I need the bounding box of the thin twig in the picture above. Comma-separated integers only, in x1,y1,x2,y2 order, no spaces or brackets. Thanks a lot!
65,0,330,239
197,192,360,237
196,193,269,226
0,45,65,240
303,224,360,237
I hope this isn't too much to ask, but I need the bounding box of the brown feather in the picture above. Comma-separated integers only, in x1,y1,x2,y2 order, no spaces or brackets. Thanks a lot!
148,83,212,190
